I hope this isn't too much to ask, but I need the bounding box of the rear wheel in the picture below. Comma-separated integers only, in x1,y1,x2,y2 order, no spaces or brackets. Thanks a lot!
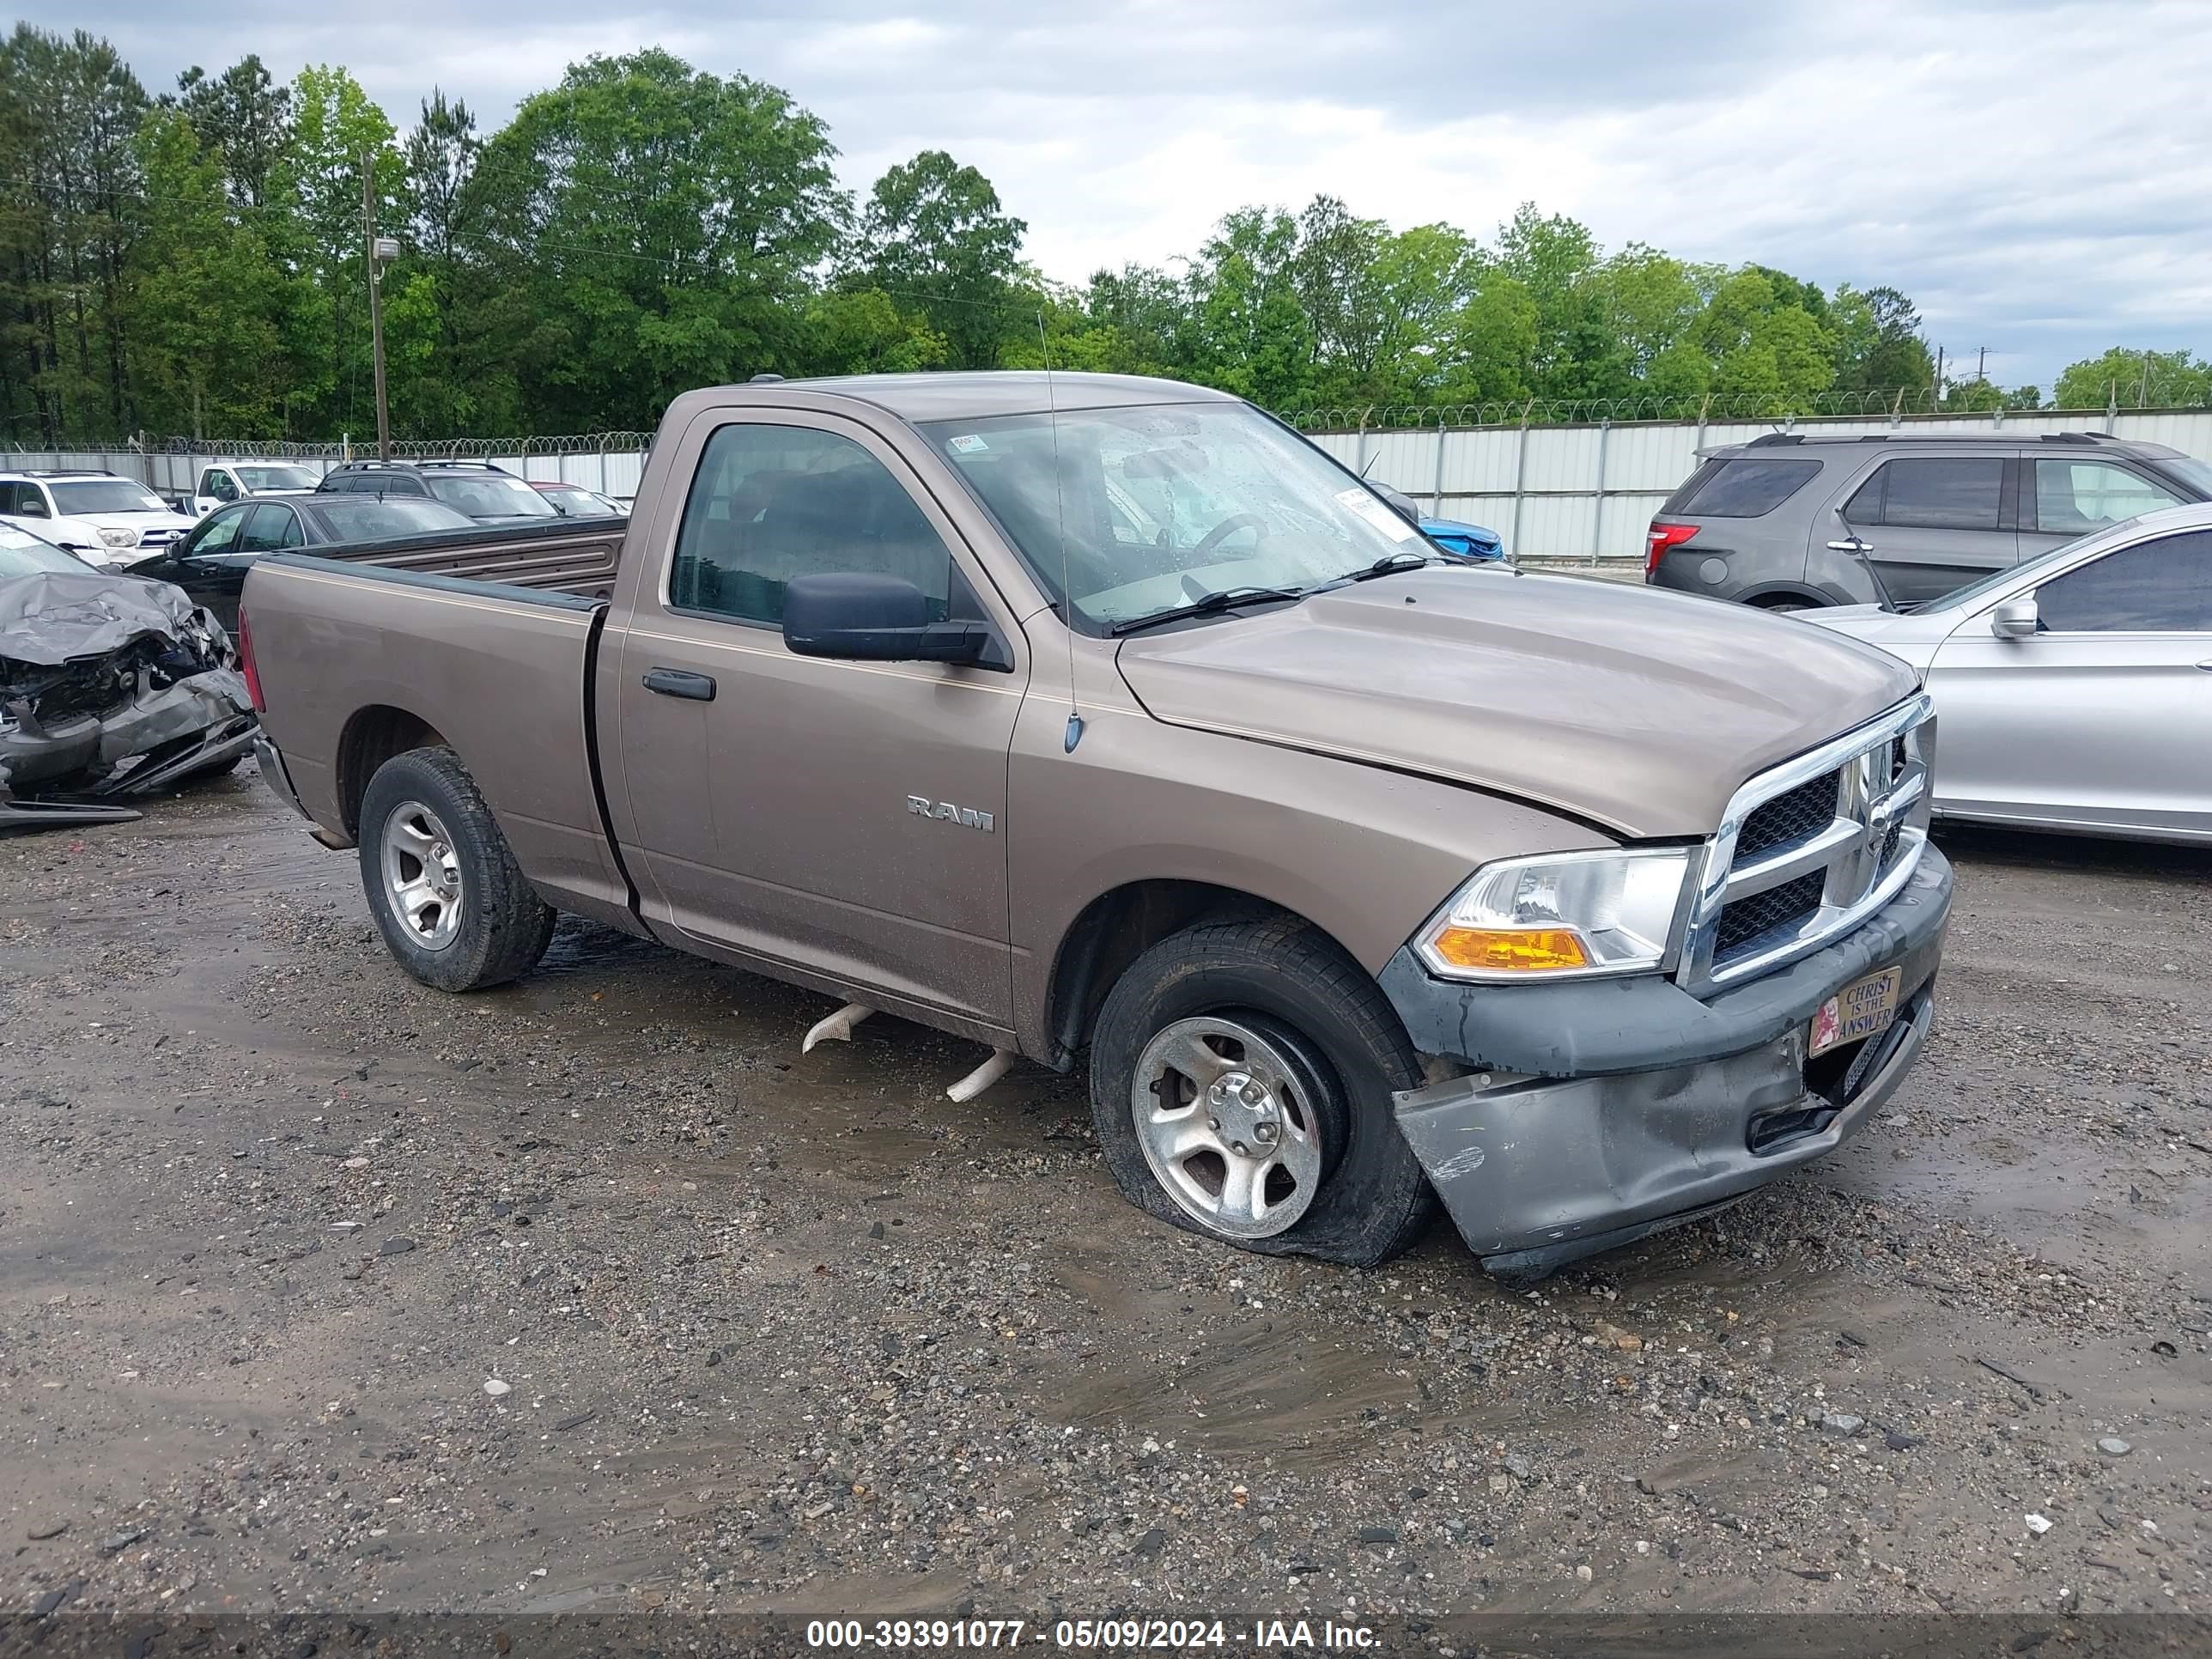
1087,915,1435,1266
358,747,556,992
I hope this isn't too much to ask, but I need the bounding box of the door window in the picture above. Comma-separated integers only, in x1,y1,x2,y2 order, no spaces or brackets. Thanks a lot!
669,423,953,626
186,505,252,555
1850,458,2006,531
2034,530,2212,632
201,468,238,501
5,482,50,517
236,503,304,553
2033,459,2180,534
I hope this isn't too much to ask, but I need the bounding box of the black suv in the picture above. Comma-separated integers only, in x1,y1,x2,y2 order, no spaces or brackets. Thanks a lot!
317,459,561,524
1645,431,2212,609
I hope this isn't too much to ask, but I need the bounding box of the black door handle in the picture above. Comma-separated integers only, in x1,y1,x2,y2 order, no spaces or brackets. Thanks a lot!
642,667,716,701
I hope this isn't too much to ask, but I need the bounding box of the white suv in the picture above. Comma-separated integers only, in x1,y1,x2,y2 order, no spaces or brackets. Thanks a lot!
0,471,198,567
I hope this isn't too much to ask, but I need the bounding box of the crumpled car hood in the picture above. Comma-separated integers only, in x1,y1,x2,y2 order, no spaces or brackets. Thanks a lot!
0,569,227,665
1,568,256,826
1113,568,1920,838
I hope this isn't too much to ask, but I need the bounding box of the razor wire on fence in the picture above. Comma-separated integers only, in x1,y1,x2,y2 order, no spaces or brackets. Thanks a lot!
1279,385,2172,431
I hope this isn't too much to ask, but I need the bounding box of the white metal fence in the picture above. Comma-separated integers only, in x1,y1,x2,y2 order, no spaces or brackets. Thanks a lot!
1306,408,2212,562
16,405,2212,562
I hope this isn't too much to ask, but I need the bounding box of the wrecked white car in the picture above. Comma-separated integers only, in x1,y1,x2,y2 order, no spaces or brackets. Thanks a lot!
0,526,257,830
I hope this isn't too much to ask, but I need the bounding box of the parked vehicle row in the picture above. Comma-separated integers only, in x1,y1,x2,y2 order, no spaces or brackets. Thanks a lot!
1645,429,2212,846
1645,430,2212,609
238,370,1949,1283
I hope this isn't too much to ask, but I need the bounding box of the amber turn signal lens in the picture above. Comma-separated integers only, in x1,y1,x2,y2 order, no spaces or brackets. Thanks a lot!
1427,926,1590,972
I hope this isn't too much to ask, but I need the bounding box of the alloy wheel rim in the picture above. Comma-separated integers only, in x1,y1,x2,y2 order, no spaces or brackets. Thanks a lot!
380,800,465,951
1130,1015,1323,1239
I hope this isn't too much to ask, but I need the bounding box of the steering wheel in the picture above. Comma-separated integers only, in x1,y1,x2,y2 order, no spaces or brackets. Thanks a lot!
1194,512,1270,556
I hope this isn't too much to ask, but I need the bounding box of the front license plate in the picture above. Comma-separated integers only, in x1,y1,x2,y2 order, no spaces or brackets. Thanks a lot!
1809,966,1902,1056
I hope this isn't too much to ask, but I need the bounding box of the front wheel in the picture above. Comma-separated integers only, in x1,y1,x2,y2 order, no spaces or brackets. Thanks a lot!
357,746,556,993
1087,916,1435,1266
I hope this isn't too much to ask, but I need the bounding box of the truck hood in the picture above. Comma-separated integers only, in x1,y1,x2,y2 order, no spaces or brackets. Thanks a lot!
1112,568,1920,838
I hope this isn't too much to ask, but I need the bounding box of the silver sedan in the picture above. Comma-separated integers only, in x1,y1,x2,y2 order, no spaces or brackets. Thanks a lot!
1805,501,2212,844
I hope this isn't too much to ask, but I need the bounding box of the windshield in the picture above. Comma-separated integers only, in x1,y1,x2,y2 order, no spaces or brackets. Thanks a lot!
50,479,169,515
308,497,476,540
0,526,86,576
921,402,1424,629
236,464,320,492
425,472,558,519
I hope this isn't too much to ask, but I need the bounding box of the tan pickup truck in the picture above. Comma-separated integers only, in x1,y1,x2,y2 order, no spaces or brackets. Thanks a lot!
241,372,1952,1280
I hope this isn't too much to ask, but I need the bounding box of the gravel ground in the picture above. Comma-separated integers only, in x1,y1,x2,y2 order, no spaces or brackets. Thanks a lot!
2,767,2207,1638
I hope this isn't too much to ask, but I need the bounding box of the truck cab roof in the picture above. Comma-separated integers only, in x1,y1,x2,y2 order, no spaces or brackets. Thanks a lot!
733,371,1239,423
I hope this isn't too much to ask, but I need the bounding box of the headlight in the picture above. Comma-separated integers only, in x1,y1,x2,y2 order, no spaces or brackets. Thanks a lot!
98,526,138,550
1416,847,1694,980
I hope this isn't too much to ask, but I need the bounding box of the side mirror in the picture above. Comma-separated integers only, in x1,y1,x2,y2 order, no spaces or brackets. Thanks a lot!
1372,483,1423,526
782,572,1003,669
1990,596,2039,639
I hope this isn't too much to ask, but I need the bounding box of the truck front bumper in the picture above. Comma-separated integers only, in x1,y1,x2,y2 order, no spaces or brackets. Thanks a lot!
1378,846,1953,1279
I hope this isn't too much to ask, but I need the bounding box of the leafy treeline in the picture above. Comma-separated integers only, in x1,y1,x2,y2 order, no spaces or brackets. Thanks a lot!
0,27,2198,443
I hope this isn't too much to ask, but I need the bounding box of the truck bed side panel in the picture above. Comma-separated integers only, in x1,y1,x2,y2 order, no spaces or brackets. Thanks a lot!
245,555,629,924
305,519,623,600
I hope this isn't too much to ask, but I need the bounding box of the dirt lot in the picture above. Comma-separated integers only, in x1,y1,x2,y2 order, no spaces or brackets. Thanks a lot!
3,767,2208,1640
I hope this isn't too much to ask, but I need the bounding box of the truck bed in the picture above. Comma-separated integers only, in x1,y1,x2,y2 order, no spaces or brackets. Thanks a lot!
302,517,623,602
241,550,630,927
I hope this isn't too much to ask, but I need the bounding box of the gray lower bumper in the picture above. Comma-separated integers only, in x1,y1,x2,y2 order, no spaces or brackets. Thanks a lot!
1384,848,1952,1278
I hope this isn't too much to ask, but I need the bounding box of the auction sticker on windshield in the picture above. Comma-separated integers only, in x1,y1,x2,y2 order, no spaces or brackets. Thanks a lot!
1809,966,1902,1056
1334,486,1417,542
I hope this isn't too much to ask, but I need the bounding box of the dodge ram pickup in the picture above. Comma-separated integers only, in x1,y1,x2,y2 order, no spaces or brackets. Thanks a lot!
241,372,1952,1279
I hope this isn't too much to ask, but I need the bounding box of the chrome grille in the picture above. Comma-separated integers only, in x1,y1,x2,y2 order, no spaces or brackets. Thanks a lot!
1679,695,1936,991
1713,870,1826,957
1735,770,1843,860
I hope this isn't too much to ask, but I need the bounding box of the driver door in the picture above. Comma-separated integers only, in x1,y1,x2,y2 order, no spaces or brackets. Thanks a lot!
1928,527,2212,837
611,409,1031,1033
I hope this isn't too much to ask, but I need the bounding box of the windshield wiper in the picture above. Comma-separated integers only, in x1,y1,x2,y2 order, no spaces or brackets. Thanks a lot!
1106,586,1306,636
1339,550,1436,583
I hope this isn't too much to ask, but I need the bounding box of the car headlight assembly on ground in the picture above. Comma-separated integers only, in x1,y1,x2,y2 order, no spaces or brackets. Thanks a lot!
1416,846,1694,979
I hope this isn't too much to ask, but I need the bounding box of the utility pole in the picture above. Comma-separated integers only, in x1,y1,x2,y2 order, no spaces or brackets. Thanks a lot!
1934,344,1944,408
1975,345,1987,384
362,151,392,460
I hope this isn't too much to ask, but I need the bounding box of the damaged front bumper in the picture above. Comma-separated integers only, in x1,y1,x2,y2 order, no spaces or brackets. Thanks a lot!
1381,847,1953,1279
1,568,258,830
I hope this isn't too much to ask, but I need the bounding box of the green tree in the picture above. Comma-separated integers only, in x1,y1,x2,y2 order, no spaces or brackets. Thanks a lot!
0,25,148,436
121,106,284,434
2052,347,2212,410
1831,283,1932,394
170,55,291,208
1695,268,1837,407
276,64,401,434
472,49,847,428
854,149,1026,369
804,287,949,374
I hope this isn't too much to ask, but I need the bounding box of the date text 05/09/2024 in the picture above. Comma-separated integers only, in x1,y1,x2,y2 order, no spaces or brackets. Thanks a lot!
804,1618,1380,1650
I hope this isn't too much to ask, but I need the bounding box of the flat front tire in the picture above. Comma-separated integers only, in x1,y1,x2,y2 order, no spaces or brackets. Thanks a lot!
1087,915,1436,1267
357,746,556,993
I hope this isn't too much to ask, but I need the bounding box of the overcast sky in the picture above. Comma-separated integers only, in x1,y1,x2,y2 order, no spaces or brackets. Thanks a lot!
29,0,2212,390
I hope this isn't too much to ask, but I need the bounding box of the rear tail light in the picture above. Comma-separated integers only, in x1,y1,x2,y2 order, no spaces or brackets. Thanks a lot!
237,609,264,713
1646,521,1698,576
